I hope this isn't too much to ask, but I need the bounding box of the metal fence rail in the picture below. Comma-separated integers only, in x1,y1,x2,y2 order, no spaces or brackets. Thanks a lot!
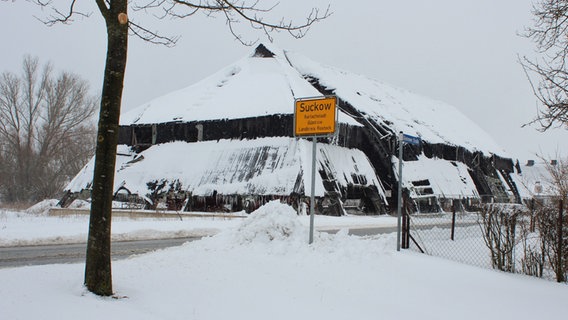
404,199,567,283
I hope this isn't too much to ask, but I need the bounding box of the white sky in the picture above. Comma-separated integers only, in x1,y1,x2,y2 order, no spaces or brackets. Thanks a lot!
1,0,566,161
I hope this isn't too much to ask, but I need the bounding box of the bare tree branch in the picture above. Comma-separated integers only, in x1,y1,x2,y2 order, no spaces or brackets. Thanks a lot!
522,0,568,131
0,56,97,203
30,0,91,25
168,0,332,44
129,20,179,46
27,0,331,48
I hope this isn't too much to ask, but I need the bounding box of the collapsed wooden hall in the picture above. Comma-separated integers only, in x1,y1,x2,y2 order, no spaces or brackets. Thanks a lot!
61,44,521,215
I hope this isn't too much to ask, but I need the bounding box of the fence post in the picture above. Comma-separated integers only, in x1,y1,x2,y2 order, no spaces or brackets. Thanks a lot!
557,199,565,283
401,195,409,249
451,200,456,241
401,211,406,249
404,210,410,249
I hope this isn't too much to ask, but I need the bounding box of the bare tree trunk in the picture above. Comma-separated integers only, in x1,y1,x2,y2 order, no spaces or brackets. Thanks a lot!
26,0,329,297
556,199,564,283
84,0,128,296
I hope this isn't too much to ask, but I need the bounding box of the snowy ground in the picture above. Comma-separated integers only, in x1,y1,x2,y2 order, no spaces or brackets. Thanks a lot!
1,201,567,319
0,203,396,246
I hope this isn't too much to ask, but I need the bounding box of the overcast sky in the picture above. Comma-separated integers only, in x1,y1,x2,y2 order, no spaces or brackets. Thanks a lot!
1,0,566,161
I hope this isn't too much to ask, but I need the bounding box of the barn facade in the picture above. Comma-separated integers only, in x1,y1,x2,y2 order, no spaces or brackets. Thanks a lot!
61,44,521,215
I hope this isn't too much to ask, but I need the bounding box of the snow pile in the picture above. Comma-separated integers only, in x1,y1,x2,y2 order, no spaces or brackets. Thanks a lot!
67,199,91,209
227,200,307,245
204,201,392,259
25,199,60,215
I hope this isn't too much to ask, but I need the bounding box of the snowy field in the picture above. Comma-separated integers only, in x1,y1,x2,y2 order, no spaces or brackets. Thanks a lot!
1,201,567,319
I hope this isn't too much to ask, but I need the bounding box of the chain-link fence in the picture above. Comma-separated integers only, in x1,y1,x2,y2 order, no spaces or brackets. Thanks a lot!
404,211,491,268
403,198,567,283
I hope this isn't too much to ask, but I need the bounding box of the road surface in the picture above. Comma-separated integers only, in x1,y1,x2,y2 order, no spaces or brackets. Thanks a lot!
0,237,201,269
0,226,402,268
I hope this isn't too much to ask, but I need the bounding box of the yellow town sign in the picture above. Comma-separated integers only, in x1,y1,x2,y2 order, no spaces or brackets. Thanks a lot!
294,96,337,136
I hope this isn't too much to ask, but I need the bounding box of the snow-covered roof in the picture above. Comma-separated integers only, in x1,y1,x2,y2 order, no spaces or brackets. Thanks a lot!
68,44,523,209
285,51,506,156
393,155,479,199
66,137,382,199
121,44,323,125
121,44,505,156
512,162,556,198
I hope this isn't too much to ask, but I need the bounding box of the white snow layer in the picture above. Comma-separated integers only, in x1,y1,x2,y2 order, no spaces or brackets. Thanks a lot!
66,137,382,198
120,46,320,125
285,50,508,156
86,44,515,204
121,44,507,156
0,202,397,246
393,155,479,198
1,202,567,320
512,162,556,198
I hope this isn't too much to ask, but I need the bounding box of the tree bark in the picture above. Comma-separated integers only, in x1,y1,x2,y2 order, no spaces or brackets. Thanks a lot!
84,0,128,296
557,199,564,283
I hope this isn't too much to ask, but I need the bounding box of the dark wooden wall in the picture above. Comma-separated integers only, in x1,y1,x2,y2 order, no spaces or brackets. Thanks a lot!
116,112,520,213
119,114,294,147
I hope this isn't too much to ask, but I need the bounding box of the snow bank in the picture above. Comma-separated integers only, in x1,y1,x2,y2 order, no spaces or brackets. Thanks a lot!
25,199,59,215
0,206,397,247
1,204,568,320
226,200,307,245
0,209,238,247
202,200,392,258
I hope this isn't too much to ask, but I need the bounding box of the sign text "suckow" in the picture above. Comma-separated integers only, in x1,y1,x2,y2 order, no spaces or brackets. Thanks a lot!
294,96,337,137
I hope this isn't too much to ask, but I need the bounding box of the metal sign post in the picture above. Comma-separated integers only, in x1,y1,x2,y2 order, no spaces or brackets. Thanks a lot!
397,132,421,252
309,136,317,244
396,132,403,252
294,96,337,244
